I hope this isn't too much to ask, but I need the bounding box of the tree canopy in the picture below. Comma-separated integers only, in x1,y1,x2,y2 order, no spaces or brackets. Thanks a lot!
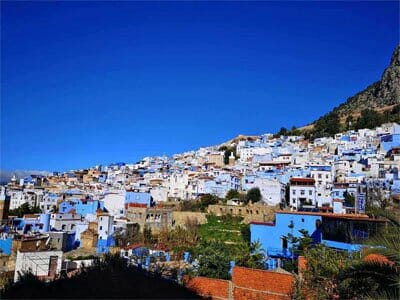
245,188,262,204
8,203,41,217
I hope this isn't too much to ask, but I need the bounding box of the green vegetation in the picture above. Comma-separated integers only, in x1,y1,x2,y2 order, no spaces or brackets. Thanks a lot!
297,244,353,299
189,214,266,279
312,111,342,138
275,104,400,140
218,145,237,164
178,194,221,212
295,207,400,299
245,187,262,204
114,223,141,246
198,214,248,244
8,202,41,217
225,189,240,200
194,240,233,279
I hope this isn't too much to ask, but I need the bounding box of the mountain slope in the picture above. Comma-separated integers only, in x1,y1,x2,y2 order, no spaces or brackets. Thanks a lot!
297,45,400,137
333,44,399,117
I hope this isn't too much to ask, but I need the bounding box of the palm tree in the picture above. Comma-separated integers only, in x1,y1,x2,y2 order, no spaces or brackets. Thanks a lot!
337,208,399,299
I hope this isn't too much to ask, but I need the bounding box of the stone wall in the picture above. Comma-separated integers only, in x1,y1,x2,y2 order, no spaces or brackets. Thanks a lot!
208,202,276,223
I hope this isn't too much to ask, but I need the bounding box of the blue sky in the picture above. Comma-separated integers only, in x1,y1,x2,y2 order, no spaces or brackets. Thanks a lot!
1,1,398,171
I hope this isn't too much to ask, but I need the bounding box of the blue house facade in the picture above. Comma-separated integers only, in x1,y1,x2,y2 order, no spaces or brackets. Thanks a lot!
251,211,385,257
0,237,12,255
380,124,400,152
97,236,116,254
59,199,104,217
125,192,152,207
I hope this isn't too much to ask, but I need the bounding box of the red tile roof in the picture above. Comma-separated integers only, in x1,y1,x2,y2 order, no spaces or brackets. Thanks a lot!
289,177,315,184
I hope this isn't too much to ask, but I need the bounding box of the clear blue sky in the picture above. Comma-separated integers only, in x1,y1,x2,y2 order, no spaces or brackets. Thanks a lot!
1,1,398,172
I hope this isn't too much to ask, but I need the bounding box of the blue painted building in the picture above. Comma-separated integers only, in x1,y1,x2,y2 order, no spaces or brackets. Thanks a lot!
380,124,400,152
251,211,385,256
59,198,104,217
125,192,153,207
97,236,116,254
0,237,12,255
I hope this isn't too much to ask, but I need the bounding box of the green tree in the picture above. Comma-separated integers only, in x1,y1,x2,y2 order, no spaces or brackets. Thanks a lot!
337,208,399,299
195,240,232,279
114,223,141,247
236,240,266,270
312,111,341,138
344,192,355,207
282,221,312,263
276,127,288,137
225,189,239,200
355,108,383,130
8,203,41,217
345,115,354,130
223,150,231,165
245,188,262,204
143,227,155,246
299,244,354,300
198,194,219,212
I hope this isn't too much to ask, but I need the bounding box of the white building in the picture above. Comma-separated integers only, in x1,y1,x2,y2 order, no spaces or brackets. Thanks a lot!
102,190,126,217
97,213,114,241
14,250,63,282
50,213,82,232
289,178,316,210
246,178,284,206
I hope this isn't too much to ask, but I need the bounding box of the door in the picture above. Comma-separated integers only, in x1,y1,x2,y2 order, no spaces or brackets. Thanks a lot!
48,256,58,277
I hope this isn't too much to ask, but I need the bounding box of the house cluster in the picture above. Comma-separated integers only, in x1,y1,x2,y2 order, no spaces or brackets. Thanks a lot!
0,122,399,283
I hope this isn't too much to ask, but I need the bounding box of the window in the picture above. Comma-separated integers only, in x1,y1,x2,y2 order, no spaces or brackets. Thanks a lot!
99,226,103,230
309,190,312,196
300,190,305,195
292,190,296,195
61,225,66,230
318,174,322,179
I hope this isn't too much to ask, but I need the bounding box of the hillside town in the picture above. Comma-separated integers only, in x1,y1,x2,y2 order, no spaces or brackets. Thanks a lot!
0,122,399,298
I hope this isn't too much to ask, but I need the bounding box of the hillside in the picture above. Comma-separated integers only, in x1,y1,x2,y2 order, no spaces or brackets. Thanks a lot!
297,45,400,138
334,44,400,117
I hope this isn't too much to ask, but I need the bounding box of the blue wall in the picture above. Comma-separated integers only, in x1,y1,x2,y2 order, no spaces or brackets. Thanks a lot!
66,232,77,252
125,192,152,207
251,212,370,254
96,236,115,253
59,199,104,216
251,212,321,257
0,238,12,255
39,214,50,232
381,133,400,152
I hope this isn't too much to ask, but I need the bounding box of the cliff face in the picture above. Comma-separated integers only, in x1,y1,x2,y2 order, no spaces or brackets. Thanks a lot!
333,45,400,117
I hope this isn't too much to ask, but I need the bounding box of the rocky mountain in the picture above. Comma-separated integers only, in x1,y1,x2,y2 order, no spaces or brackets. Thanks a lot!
332,44,400,118
294,45,400,138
